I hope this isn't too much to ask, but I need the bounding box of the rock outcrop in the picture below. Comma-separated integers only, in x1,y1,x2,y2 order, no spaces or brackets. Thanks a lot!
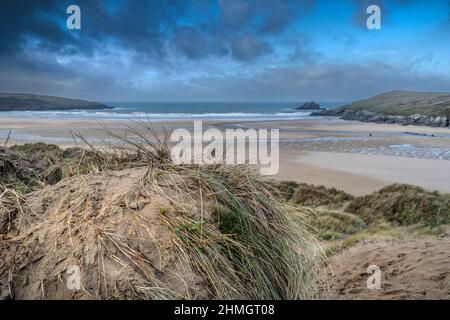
313,109,450,128
296,101,323,111
311,90,450,128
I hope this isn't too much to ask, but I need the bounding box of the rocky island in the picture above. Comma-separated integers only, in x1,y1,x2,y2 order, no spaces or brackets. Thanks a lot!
313,90,450,128
295,101,323,111
0,93,112,111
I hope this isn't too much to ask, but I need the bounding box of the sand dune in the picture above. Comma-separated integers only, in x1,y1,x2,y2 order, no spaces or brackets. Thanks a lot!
324,237,450,299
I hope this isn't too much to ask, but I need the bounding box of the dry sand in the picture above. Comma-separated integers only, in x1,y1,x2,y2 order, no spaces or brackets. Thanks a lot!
277,149,387,195
277,149,450,196
0,167,211,299
324,237,450,299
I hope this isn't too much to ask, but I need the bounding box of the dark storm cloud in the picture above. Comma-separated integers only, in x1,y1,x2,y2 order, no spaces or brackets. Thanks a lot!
0,0,304,62
0,0,180,73
170,0,313,61
171,26,229,59
0,0,69,55
218,0,314,34
0,0,315,98
79,0,185,59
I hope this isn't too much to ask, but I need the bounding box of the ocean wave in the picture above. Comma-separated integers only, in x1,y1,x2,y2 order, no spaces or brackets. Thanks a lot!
0,110,312,120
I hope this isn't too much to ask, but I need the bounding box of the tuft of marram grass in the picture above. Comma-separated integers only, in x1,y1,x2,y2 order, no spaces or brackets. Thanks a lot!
95,125,323,299
147,163,324,299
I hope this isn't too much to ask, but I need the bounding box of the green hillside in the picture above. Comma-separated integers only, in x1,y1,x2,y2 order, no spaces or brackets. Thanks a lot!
0,93,112,111
334,90,450,117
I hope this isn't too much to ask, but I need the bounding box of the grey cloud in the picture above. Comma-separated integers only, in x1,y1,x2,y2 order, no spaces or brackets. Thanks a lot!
218,0,251,28
180,61,450,101
6,60,450,102
286,33,318,63
230,34,272,61
172,26,229,59
218,0,314,34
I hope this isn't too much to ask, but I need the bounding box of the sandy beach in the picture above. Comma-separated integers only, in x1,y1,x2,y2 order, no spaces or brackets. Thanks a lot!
277,149,450,195
1,117,450,195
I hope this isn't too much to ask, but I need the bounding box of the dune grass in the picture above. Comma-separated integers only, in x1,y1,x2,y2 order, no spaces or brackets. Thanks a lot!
346,184,450,227
304,207,366,241
99,127,323,299
0,128,324,300
274,181,450,256
141,163,324,299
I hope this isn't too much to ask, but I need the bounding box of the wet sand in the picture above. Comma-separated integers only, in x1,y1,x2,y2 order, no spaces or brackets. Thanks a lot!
1,117,450,195
277,149,450,195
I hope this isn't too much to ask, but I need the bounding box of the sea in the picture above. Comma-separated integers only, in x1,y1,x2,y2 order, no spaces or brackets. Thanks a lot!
0,101,344,121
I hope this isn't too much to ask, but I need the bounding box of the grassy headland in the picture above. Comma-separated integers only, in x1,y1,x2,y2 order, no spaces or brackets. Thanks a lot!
315,90,450,127
0,93,112,111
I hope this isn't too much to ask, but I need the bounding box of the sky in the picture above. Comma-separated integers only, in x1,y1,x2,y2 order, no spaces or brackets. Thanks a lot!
1,0,450,102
